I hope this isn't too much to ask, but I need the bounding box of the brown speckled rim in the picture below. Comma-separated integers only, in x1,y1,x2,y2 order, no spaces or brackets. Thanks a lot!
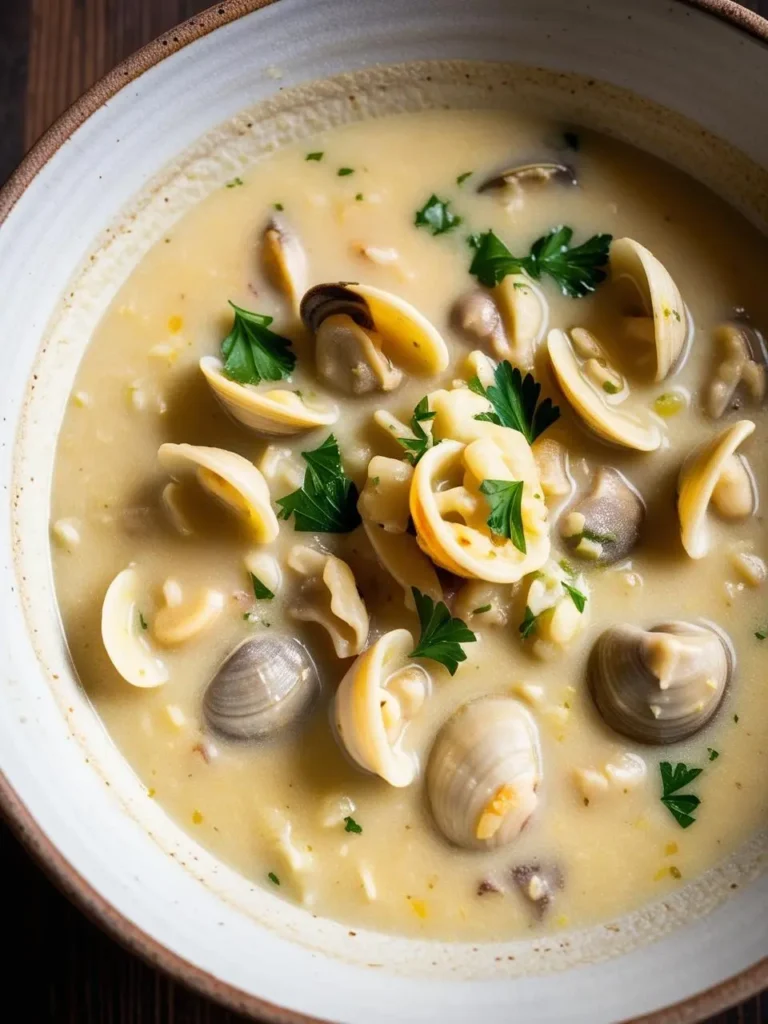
0,1,766,1021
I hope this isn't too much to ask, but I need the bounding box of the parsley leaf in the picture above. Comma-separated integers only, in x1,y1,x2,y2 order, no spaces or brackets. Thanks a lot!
415,194,462,235
479,479,526,553
306,152,324,161
409,587,476,676
225,177,244,188
470,361,559,443
562,582,587,613
268,871,280,885
456,171,473,186
138,612,148,631
469,226,612,297
660,761,703,829
755,627,767,640
518,606,539,639
251,573,274,601
708,748,720,762
276,435,361,533
396,397,436,466
338,167,355,176
220,302,296,385
344,816,363,834
473,604,492,615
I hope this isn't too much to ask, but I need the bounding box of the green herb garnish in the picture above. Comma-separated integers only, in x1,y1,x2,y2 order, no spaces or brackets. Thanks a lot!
602,381,621,395
562,582,587,613
306,152,324,161
409,588,477,676
355,193,364,201
396,397,436,466
466,232,483,250
469,226,611,297
581,527,616,544
755,627,767,640
338,167,355,176
344,816,363,834
251,573,274,601
226,177,244,188
660,761,703,829
518,606,539,639
708,748,720,762
479,479,526,553
456,171,473,186
414,194,462,236
138,612,148,631
220,302,296,385
276,434,361,533
470,361,559,443
273,202,284,211
268,871,280,885
473,604,492,615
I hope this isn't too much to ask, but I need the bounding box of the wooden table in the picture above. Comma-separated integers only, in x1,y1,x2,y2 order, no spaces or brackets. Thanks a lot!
0,1,766,1020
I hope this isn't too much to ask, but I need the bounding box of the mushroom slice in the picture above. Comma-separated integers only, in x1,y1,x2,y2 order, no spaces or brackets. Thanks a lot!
561,467,645,564
301,282,449,390
478,161,576,194
427,697,541,850
588,621,732,744
261,216,307,313
204,634,319,740
153,579,224,647
287,545,369,658
706,320,767,418
357,456,413,533
611,238,687,381
101,567,168,688
548,328,662,451
334,628,430,787
410,434,550,583
157,443,279,542
452,276,547,369
677,419,756,558
200,356,338,435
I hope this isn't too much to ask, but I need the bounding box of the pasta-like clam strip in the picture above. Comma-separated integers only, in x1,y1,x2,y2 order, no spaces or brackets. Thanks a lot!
287,545,369,658
334,628,430,787
410,434,549,583
158,443,279,542
102,567,168,688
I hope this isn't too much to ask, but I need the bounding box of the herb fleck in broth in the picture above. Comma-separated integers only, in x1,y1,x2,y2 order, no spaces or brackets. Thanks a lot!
51,108,768,940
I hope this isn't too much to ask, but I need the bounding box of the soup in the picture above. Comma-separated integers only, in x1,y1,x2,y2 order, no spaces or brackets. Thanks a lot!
50,108,768,941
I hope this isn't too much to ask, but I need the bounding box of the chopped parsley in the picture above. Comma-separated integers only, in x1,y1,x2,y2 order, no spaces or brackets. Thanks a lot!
581,527,616,544
306,152,324,161
660,761,703,829
708,748,720,762
396,397,436,466
220,302,296,385
268,871,280,885
355,193,364,201
344,816,363,834
276,434,361,533
409,587,477,676
602,381,621,395
250,573,274,601
479,479,526,553
755,627,767,640
225,177,244,188
562,582,587,613
469,226,612,297
518,606,539,639
338,167,355,176
467,232,483,250
469,361,560,443
273,202,284,211
473,604,492,615
456,171,473,186
138,611,148,631
414,194,462,236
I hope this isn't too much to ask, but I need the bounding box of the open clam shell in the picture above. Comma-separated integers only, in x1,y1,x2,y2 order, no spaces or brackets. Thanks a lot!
101,567,168,688
677,419,756,558
200,356,338,435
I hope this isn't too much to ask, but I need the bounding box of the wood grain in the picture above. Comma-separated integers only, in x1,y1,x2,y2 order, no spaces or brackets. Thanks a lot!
0,1,767,1021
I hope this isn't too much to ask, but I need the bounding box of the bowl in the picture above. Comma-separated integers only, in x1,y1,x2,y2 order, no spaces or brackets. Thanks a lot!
0,1,766,1020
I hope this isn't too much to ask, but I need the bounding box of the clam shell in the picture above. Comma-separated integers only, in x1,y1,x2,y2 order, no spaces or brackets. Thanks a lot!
204,634,319,740
478,161,577,193
588,621,732,744
427,697,541,850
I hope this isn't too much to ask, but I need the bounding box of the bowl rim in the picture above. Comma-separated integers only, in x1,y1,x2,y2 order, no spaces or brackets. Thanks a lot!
1,0,767,1020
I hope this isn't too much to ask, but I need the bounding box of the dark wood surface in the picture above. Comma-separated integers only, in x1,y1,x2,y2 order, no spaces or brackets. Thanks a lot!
0,1,767,1021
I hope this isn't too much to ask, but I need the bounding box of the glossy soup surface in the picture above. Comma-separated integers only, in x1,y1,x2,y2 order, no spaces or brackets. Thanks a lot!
51,109,768,940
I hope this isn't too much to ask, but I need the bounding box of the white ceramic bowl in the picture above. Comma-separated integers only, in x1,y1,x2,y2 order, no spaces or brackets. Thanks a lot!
1,1,766,1020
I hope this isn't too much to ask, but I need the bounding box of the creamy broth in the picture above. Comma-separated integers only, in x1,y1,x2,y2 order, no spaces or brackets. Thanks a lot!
51,108,768,941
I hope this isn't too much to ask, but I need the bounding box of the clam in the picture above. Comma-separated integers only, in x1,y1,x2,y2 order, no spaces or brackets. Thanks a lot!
523,559,589,658
706,320,767,418
200,356,338,436
561,467,645,564
157,443,279,542
588,621,732,744
611,238,687,381
426,697,541,850
203,634,319,740
261,216,307,313
452,275,547,369
301,283,449,395
677,419,756,558
287,545,369,658
548,328,662,451
101,567,168,688
153,579,224,647
478,161,577,194
334,628,430,787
